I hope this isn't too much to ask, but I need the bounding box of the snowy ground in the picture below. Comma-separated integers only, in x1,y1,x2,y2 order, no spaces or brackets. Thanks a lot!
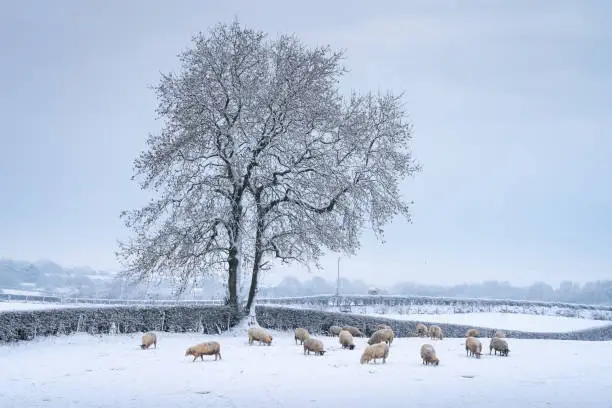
1,331,611,407
379,312,611,332
0,302,114,311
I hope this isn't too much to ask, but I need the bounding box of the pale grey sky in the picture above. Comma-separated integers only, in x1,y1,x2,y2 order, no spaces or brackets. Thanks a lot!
1,0,610,287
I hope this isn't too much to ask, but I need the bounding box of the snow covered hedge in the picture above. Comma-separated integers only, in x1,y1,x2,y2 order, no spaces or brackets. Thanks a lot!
2,304,612,343
255,306,612,341
0,305,242,342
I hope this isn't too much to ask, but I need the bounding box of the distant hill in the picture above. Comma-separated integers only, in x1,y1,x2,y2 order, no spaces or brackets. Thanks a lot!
260,276,612,306
1,258,611,305
0,258,227,300
0,258,115,297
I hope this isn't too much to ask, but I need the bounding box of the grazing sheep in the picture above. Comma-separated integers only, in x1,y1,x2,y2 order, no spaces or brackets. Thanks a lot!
489,337,510,356
248,326,273,346
185,341,222,362
303,337,326,356
368,328,395,346
416,323,428,337
338,329,356,350
294,328,311,345
466,328,479,337
429,325,443,340
343,326,364,337
465,336,482,358
420,344,440,366
375,324,392,331
493,330,506,338
328,325,342,336
140,332,157,350
360,342,390,364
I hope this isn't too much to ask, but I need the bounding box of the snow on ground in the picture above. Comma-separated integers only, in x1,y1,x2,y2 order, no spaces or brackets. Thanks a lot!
377,312,612,332
1,332,611,407
0,302,113,311
0,289,46,296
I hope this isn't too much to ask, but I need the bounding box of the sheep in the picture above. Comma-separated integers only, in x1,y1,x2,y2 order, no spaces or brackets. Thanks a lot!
493,330,506,338
328,325,342,336
368,328,395,346
429,325,443,340
338,329,356,350
185,341,222,362
416,323,428,337
489,337,510,356
466,328,479,337
375,324,392,331
248,326,273,346
303,337,326,356
140,332,157,350
465,336,482,358
342,326,364,337
420,344,440,366
294,328,311,345
360,342,390,364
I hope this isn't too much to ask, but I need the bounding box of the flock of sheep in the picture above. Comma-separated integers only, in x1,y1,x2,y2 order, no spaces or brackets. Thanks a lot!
139,321,511,367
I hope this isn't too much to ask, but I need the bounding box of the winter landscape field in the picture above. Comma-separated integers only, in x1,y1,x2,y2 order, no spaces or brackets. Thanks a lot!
377,312,611,332
0,330,611,407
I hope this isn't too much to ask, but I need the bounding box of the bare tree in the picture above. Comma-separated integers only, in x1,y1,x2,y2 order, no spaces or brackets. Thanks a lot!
243,90,420,312
117,21,271,306
117,20,420,311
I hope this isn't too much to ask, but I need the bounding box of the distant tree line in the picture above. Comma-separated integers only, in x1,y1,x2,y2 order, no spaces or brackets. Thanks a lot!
259,276,612,305
3,258,610,305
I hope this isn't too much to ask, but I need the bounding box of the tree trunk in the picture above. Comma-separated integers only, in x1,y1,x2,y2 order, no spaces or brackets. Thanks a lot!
226,200,243,309
226,245,239,307
245,216,264,313
245,257,260,313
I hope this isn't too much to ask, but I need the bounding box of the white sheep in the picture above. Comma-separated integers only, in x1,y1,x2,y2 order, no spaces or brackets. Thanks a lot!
343,326,364,337
466,328,479,337
367,328,395,346
140,332,157,350
429,325,443,340
294,327,310,345
248,326,273,346
465,336,482,358
328,325,342,336
493,330,506,338
185,341,222,361
489,337,510,356
338,329,356,350
303,337,326,356
420,344,440,366
416,323,428,337
360,342,390,364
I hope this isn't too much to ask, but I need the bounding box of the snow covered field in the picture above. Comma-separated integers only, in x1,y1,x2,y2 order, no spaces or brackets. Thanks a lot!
1,331,611,407
380,312,611,332
0,302,113,311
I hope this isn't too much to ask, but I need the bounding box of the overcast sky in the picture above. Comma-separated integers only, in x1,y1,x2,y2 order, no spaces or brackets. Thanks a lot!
1,0,610,288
